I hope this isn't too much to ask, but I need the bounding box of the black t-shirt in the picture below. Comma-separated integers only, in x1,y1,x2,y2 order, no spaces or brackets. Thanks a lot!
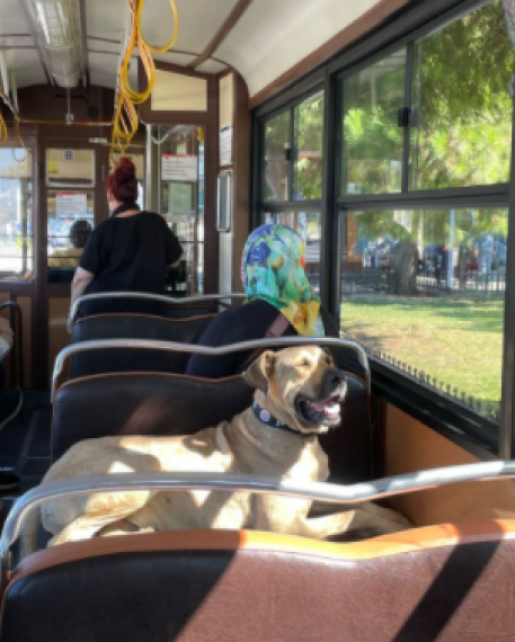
185,299,340,379
79,211,182,316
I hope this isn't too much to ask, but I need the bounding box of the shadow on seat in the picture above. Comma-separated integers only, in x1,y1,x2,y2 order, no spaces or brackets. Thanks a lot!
1,521,513,642
70,313,216,378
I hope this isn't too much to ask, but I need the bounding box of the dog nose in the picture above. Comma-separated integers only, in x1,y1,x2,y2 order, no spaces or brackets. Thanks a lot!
328,370,344,386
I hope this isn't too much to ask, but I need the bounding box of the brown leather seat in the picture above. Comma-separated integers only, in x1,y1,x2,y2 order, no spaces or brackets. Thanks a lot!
1,521,513,642
51,371,372,484
70,313,216,378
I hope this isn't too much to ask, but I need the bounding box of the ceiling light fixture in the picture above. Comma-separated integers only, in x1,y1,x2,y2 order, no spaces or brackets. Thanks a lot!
25,0,84,87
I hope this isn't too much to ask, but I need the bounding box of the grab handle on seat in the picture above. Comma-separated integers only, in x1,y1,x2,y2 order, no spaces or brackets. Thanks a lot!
51,336,370,401
70,292,247,323
2,460,515,559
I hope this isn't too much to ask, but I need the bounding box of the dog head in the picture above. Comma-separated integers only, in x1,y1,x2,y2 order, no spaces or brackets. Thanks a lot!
243,346,347,435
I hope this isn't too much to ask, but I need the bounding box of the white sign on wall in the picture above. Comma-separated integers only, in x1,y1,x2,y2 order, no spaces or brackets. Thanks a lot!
219,125,233,166
161,154,198,182
56,192,87,218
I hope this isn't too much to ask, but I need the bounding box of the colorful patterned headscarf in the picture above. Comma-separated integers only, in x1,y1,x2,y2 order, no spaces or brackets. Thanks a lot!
241,224,324,336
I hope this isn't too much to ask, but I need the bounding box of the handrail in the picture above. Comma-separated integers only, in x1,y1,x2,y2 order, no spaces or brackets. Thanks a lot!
70,292,247,323
0,301,23,389
51,336,370,400
2,460,515,558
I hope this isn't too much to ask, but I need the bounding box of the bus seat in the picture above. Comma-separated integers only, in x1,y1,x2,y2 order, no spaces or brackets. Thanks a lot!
2,522,514,642
70,314,216,378
51,371,372,484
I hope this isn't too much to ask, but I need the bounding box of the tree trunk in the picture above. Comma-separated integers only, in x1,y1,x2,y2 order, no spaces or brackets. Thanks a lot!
391,240,419,295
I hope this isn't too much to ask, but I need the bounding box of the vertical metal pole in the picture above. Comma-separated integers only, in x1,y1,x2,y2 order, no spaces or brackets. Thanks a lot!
446,209,455,290
321,70,338,317
145,124,152,212
499,99,515,459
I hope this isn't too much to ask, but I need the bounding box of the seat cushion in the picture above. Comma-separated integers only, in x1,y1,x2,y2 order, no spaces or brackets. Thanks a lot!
2,522,515,642
51,372,371,484
70,314,216,378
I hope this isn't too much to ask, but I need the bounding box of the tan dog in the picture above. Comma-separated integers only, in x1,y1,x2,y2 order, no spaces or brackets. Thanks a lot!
21,347,409,556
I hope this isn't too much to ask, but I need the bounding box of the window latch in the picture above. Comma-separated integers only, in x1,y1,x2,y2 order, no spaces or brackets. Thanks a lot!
397,107,411,128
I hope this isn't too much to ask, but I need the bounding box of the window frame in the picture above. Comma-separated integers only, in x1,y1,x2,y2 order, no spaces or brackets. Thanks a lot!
252,0,515,458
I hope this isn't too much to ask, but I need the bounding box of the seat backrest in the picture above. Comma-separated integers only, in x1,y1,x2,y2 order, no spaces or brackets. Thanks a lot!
51,371,371,483
70,314,215,378
2,522,514,642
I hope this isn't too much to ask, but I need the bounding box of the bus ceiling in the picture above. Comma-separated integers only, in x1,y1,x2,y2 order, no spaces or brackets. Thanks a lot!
0,0,410,110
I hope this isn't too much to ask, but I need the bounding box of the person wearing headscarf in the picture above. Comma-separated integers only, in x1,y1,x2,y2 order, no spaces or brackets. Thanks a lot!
186,223,338,379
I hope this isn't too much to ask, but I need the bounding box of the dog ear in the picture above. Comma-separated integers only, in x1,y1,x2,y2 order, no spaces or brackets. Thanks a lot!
243,350,276,393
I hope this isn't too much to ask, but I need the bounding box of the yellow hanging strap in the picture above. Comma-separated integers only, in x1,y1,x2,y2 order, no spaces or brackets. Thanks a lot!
0,87,28,162
111,0,179,157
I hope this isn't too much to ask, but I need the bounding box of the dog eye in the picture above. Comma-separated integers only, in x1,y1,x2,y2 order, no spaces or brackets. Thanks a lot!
301,359,310,368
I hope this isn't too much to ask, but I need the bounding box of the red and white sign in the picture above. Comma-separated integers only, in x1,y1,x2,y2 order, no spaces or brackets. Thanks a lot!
56,192,87,218
161,154,198,182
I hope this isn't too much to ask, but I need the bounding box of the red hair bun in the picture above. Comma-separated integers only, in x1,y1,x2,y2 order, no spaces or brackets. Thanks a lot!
106,156,138,203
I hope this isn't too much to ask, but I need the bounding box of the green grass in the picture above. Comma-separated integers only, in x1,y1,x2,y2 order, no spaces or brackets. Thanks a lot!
340,295,504,416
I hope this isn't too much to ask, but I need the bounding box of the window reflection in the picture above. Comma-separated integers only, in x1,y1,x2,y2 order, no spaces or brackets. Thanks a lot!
341,208,507,421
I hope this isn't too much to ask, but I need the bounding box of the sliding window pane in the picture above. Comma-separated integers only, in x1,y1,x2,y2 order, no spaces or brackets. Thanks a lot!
264,211,321,295
0,149,33,277
410,0,513,190
263,111,291,201
341,208,507,423
293,91,324,200
342,49,406,195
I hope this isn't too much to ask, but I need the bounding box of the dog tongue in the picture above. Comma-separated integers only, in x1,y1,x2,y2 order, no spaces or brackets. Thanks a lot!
312,399,338,412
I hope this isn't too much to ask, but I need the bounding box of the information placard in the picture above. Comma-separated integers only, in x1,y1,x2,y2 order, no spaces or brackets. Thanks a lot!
161,154,198,182
56,192,87,218
219,125,233,166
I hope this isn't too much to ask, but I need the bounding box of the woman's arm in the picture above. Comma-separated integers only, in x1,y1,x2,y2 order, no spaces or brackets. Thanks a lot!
67,267,94,333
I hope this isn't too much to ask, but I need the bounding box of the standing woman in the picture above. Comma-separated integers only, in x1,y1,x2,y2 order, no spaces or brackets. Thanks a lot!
67,157,182,328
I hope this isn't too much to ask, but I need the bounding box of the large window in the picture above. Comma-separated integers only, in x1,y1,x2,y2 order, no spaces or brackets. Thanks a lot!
255,0,515,446
336,0,513,430
0,149,33,278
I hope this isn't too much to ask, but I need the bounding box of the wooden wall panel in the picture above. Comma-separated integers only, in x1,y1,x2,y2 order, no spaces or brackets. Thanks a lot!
383,403,515,527
48,297,70,384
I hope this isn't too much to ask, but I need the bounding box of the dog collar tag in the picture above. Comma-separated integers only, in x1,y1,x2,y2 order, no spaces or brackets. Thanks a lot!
251,401,301,437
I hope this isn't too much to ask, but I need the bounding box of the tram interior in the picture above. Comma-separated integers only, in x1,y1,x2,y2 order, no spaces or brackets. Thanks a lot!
1,0,515,639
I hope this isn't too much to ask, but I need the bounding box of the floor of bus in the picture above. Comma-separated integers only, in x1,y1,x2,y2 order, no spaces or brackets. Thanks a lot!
0,391,52,529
